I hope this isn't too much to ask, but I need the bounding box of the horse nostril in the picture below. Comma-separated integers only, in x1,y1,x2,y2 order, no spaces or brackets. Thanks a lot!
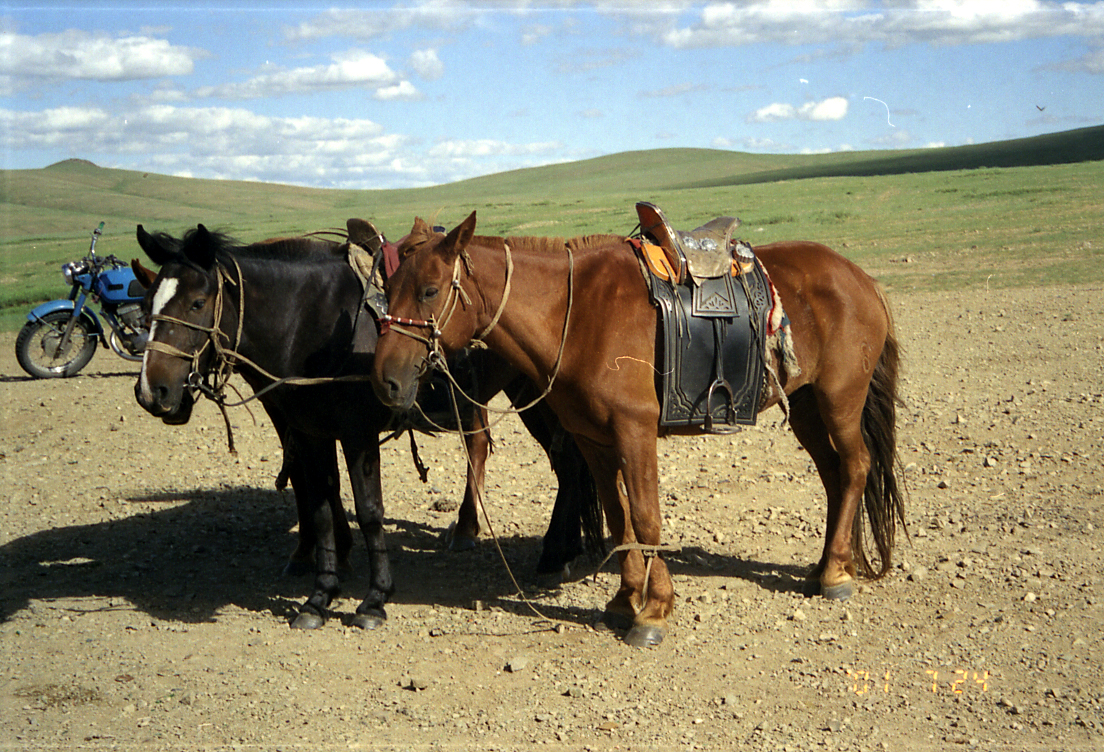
382,376,406,405
385,378,400,398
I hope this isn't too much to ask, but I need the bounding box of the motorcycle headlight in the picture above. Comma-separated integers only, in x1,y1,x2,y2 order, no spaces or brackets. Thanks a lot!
62,261,88,286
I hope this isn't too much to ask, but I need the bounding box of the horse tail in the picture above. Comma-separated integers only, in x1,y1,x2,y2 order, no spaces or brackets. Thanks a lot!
853,285,908,579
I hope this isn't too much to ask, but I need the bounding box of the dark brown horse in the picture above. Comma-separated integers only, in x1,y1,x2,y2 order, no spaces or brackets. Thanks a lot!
133,223,601,631
372,212,906,647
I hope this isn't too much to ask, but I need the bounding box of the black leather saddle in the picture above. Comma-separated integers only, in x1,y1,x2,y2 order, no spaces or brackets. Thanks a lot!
634,202,771,432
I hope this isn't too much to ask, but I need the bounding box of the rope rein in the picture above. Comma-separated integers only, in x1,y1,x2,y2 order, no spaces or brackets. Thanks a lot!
380,240,574,427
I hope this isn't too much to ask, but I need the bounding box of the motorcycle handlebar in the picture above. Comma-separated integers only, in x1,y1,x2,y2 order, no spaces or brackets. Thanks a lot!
89,221,104,255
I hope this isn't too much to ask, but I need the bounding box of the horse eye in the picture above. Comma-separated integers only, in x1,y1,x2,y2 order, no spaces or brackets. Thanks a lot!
422,286,439,302
190,298,206,311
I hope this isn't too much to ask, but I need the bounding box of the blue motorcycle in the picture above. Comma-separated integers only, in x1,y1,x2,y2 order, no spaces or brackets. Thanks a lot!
16,222,149,379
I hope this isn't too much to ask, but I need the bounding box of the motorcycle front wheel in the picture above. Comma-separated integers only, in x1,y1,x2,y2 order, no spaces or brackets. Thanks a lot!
16,310,99,378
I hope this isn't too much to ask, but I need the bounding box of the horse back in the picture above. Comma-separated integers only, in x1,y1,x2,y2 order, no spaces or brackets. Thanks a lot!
753,240,892,386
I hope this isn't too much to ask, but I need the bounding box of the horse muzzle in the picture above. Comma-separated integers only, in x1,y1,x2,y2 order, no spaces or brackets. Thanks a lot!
373,370,419,411
134,377,195,424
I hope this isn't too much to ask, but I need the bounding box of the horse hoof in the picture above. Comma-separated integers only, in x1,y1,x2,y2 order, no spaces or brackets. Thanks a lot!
624,624,665,648
350,612,386,631
448,535,477,553
290,611,325,630
444,522,478,552
822,581,854,601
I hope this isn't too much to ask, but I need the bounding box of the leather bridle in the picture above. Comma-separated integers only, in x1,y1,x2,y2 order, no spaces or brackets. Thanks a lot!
378,242,514,373
378,238,574,419
144,258,244,405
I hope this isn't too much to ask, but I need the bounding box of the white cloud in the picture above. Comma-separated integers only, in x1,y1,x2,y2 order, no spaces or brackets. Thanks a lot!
743,136,790,150
521,23,555,46
195,50,401,99
283,4,479,43
374,81,422,101
750,96,849,122
751,102,800,122
0,102,571,189
421,137,567,186
0,29,198,88
806,96,849,120
659,1,1104,49
0,103,406,187
870,128,914,147
409,48,444,80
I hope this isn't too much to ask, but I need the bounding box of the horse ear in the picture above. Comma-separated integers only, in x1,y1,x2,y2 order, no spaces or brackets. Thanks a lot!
184,224,218,269
347,217,383,254
131,258,158,288
136,224,176,266
439,211,477,263
410,217,430,236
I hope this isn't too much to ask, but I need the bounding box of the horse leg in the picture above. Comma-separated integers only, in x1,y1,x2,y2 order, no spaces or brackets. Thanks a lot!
576,432,671,647
536,433,586,579
449,404,488,551
572,439,634,621
342,437,393,630
617,431,674,647
289,437,344,629
282,456,316,577
788,385,869,600
269,414,313,575
501,375,602,580
546,432,604,578
513,398,584,578
272,422,352,577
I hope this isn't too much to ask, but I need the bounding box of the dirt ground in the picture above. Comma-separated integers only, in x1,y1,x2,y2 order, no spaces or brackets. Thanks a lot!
1,283,1103,751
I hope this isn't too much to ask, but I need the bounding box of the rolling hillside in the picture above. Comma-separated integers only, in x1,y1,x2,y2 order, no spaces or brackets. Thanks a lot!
1,124,1102,329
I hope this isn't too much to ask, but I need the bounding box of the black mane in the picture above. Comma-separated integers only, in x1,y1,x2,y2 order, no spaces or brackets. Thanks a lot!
176,227,348,265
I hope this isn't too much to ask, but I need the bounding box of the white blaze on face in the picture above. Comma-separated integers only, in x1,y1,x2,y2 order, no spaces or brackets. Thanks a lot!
138,277,179,402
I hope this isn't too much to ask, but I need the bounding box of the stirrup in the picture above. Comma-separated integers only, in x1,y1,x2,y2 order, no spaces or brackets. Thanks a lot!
703,378,737,432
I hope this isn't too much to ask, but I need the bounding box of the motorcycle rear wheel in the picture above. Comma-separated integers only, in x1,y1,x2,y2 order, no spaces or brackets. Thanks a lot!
16,310,99,378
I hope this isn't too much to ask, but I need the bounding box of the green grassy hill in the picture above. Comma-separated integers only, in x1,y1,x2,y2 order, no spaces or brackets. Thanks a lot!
2,124,1102,329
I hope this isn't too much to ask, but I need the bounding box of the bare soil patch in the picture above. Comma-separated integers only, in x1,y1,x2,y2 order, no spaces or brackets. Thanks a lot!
2,284,1103,750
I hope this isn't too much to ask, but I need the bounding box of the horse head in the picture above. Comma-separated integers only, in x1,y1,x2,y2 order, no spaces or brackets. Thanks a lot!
371,212,479,410
134,223,235,425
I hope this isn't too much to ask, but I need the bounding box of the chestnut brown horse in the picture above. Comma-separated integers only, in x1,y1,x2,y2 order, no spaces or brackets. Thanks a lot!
372,212,906,648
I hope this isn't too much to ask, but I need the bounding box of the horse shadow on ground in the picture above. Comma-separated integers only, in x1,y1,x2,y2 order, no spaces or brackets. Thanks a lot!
0,485,813,630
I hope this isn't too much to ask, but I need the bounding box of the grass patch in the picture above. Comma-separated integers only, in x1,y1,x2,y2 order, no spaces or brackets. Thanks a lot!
2,128,1103,330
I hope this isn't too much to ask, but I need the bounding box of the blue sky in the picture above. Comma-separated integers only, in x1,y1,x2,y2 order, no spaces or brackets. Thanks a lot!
2,1,1102,189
